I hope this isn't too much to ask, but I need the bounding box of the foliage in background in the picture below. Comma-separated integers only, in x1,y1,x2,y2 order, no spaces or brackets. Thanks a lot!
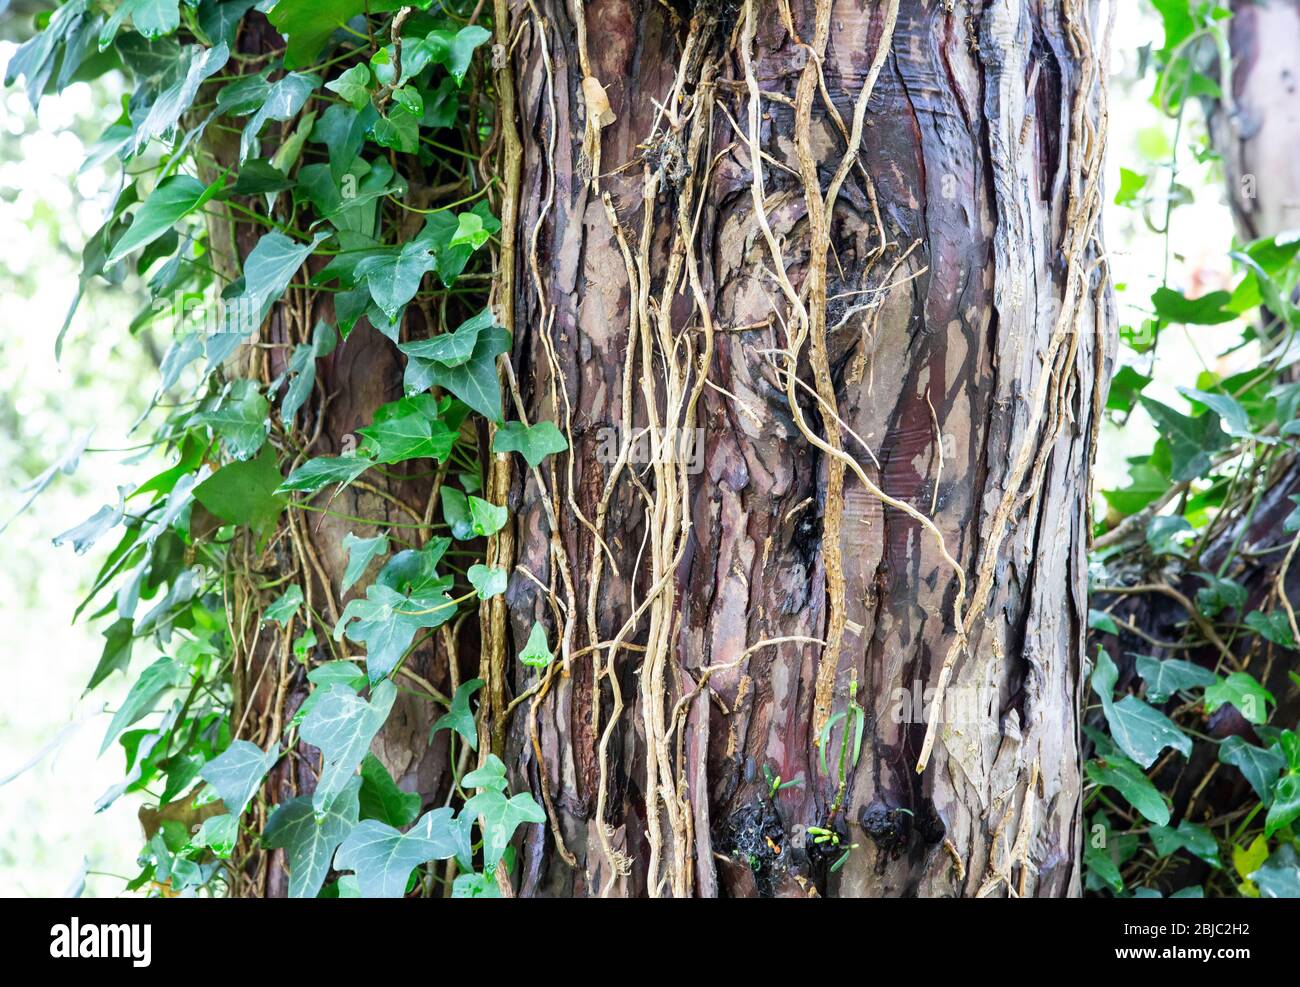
4,0,557,897
1086,0,1300,898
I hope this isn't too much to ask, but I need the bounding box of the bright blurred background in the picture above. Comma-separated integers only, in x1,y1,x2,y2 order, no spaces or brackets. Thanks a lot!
0,2,1250,895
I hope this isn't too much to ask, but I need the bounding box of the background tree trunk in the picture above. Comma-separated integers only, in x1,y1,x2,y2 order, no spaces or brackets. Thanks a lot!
499,0,1112,897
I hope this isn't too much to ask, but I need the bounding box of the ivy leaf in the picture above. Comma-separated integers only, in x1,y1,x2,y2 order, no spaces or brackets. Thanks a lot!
334,579,457,680
432,678,483,751
449,211,490,250
190,814,238,858
233,160,294,195
108,174,224,264
199,740,280,816
467,564,508,600
100,657,182,754
267,0,405,70
441,487,474,540
342,533,389,593
452,871,500,897
1083,813,1127,894
1145,515,1193,557
398,308,491,367
99,0,182,49
131,41,230,153
290,661,370,729
1266,775,1300,838
462,788,545,871
1134,655,1216,703
240,72,320,162
325,63,372,109
1244,609,1296,648
263,776,361,899
193,446,287,534
278,320,338,426
1205,671,1275,725
468,496,508,537
1196,573,1246,618
1091,648,1191,767
191,379,269,460
86,618,135,693
300,679,397,813
277,454,375,495
417,25,491,85
518,623,553,669
1087,609,1119,635
406,325,510,422
1138,396,1230,482
356,239,438,321
218,232,328,350
1151,286,1237,325
1218,736,1285,805
492,420,569,467
1086,755,1170,826
358,753,421,827
1148,820,1221,868
371,105,420,154
263,585,304,627
358,394,458,464
463,754,509,792
334,808,462,898
1114,167,1147,206
53,488,127,556
1105,365,1152,413
1249,844,1300,898
1178,386,1257,440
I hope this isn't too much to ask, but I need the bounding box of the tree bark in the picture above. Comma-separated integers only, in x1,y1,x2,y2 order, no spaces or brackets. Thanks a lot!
499,0,1112,897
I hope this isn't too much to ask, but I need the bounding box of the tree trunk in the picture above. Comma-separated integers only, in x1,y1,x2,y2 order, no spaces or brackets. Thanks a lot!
498,0,1112,897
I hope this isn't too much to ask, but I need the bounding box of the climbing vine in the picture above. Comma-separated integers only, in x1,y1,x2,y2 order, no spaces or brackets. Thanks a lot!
5,0,559,897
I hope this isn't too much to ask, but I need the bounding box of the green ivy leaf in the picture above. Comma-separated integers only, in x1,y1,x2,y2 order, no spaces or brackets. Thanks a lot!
1086,755,1170,826
1244,610,1296,648
99,0,182,49
1138,396,1230,482
342,533,389,593
1218,736,1286,804
518,622,553,669
1146,515,1193,557
263,776,361,899
191,813,238,858
370,104,420,154
325,63,372,109
108,174,225,264
492,420,569,467
1087,609,1119,635
1249,844,1300,898
267,0,406,70
334,579,457,680
1134,655,1216,703
468,496,507,537
240,71,320,162
290,661,370,728
462,787,544,871
334,808,463,898
358,753,422,828
463,754,508,792
358,394,458,464
300,679,397,813
1205,671,1275,725
1148,820,1221,868
398,308,491,367
263,585,304,627
193,446,287,534
1195,573,1246,618
405,325,510,423
100,657,182,754
1151,286,1237,325
1178,386,1256,440
1091,648,1191,768
1265,774,1300,838
440,487,473,540
191,378,269,460
432,678,483,751
199,740,280,815
467,564,508,600
1114,167,1147,206
277,454,375,495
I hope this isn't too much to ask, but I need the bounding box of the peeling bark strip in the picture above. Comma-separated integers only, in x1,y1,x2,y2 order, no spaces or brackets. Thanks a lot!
501,0,1113,898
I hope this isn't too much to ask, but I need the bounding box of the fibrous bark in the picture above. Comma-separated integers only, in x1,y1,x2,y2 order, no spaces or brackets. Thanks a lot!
500,0,1113,897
